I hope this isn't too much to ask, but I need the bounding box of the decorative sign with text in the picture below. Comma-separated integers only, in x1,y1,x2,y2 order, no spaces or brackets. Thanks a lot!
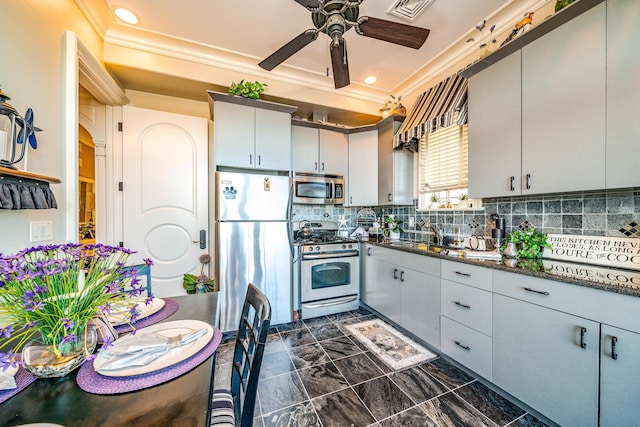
542,260,640,290
543,234,640,271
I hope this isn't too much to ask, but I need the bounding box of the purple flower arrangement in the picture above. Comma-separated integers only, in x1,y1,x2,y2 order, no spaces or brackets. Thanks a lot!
0,243,153,371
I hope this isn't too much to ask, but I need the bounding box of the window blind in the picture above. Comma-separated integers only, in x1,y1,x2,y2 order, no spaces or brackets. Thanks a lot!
419,117,468,193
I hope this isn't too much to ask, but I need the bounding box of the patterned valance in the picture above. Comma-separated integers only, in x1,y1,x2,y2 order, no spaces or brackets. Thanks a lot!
394,73,468,151
0,176,58,209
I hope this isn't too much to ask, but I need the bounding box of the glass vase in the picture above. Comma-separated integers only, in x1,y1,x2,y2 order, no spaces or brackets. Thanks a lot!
22,327,97,378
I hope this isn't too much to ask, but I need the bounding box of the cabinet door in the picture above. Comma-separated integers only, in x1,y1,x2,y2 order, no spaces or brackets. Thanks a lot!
606,0,640,189
378,120,413,205
521,3,606,194
493,294,599,427
214,102,255,168
366,258,401,324
400,268,440,349
291,126,319,173
467,51,522,198
319,129,347,176
347,130,378,206
255,108,291,171
600,324,640,426
360,244,374,306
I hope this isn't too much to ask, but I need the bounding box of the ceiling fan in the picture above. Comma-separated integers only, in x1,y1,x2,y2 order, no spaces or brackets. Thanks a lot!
258,0,430,89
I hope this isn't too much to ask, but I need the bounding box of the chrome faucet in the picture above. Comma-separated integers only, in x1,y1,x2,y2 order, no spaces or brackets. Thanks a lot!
425,222,443,246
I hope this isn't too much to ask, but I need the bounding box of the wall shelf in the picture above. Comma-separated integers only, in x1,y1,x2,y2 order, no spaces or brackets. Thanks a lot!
0,166,62,184
460,0,605,79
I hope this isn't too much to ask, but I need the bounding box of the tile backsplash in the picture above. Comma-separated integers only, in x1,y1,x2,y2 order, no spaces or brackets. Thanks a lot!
293,187,640,241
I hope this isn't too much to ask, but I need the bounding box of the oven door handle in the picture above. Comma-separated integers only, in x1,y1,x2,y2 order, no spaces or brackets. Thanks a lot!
302,296,358,309
302,251,360,260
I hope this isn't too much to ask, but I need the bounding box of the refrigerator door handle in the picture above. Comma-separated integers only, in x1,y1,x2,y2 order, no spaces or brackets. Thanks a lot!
287,181,295,257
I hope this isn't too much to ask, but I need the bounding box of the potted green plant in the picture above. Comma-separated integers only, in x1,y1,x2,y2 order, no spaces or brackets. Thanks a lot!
501,228,551,258
383,215,404,240
458,193,469,208
183,254,215,294
429,194,440,209
227,80,267,99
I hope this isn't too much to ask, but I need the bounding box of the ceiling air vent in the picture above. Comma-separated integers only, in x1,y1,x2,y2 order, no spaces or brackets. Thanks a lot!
387,0,434,22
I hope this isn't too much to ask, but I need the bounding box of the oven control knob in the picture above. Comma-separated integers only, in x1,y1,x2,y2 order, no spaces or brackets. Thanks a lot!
348,244,353,249
342,244,347,249
315,246,320,252
307,246,313,251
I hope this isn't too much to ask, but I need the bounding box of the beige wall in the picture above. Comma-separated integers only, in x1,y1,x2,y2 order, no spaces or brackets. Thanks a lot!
0,0,103,253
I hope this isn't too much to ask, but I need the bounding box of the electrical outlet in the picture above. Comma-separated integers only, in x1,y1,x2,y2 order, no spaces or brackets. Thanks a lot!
408,217,415,227
30,221,53,242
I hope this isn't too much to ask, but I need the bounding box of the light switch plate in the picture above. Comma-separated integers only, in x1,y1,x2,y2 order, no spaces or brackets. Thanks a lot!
30,220,53,242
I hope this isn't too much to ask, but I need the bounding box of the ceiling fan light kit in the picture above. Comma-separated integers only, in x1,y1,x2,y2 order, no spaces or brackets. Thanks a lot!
258,0,430,89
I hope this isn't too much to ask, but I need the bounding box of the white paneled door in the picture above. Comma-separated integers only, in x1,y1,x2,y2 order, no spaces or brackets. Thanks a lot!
122,106,209,297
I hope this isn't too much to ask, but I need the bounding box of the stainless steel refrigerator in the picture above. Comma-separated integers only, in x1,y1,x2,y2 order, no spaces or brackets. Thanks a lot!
215,170,293,332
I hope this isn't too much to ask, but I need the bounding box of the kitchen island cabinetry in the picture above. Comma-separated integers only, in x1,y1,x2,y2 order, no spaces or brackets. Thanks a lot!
346,129,377,206
210,93,295,171
606,0,640,189
361,244,440,348
291,125,347,176
377,117,412,205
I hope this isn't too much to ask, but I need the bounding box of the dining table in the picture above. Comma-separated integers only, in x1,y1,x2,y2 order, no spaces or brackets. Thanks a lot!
0,292,220,427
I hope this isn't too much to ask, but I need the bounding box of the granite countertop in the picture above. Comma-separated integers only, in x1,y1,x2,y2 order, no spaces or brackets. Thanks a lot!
365,240,640,298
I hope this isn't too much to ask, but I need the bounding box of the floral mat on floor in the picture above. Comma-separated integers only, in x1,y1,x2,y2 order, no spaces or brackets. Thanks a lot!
345,319,437,370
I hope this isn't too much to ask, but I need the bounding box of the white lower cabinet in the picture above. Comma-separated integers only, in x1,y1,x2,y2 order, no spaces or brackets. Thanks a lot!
599,325,640,426
361,244,440,348
400,268,440,349
493,293,600,427
441,316,492,380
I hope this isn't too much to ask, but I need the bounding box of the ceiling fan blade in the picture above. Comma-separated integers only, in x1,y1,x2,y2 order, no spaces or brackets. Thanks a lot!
259,30,318,71
294,0,318,8
330,39,350,89
358,17,430,49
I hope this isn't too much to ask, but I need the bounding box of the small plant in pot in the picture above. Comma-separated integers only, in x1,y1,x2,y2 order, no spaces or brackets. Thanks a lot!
227,80,267,99
501,228,551,258
383,215,404,240
458,193,469,208
429,195,440,209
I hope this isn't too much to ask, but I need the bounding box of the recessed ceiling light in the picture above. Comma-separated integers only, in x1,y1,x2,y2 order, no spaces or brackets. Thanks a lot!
364,75,377,85
114,7,139,25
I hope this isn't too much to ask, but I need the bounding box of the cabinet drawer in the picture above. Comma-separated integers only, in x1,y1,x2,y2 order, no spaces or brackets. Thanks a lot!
441,280,492,336
401,252,440,276
493,270,640,333
441,260,492,291
441,316,492,381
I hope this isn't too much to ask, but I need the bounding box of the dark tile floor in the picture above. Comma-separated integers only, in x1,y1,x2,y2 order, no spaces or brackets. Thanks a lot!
214,307,551,427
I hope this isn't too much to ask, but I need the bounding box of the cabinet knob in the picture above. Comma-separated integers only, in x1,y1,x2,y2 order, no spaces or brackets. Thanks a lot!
249,154,253,165
611,336,618,360
393,268,398,280
321,162,325,171
258,155,261,165
526,173,531,190
509,176,515,192
388,193,392,202
315,161,318,171
400,271,405,282
367,247,372,256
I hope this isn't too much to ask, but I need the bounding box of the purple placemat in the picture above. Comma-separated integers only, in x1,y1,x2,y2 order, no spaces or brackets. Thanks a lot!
114,298,179,334
76,327,222,395
0,368,37,404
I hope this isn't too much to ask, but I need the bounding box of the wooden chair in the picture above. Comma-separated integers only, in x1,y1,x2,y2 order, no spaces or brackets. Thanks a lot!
210,284,271,427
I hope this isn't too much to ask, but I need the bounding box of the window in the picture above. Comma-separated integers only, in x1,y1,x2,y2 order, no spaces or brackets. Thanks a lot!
418,112,469,209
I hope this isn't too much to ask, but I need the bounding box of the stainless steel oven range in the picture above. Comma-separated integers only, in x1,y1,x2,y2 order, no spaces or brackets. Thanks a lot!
296,222,360,319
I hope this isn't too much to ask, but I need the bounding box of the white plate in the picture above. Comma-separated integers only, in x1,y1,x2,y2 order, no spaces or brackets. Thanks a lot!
93,319,213,377
106,297,165,326
2,364,18,377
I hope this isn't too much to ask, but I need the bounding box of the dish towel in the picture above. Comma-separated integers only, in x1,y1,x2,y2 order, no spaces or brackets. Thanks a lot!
464,251,502,260
94,328,207,372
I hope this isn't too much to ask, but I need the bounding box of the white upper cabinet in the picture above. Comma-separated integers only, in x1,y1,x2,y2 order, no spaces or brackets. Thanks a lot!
378,118,413,205
468,51,522,198
521,3,606,194
606,0,640,189
210,92,296,171
291,125,347,176
347,130,378,206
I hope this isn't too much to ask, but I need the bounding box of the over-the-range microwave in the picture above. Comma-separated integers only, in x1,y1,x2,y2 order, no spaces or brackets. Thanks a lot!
293,173,344,205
